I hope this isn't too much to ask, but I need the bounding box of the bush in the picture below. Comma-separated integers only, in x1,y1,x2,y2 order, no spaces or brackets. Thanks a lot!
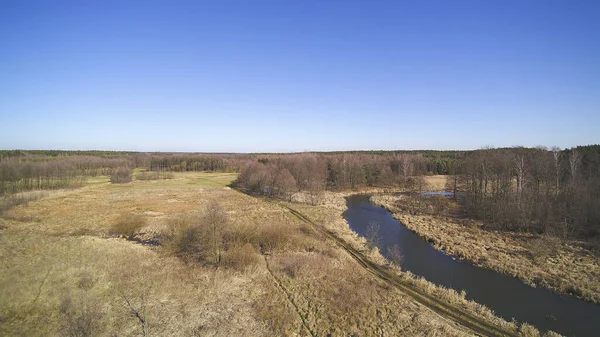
529,236,557,264
167,219,207,262
245,222,297,253
164,213,211,262
109,213,146,239
110,167,132,184
59,294,103,337
222,243,260,270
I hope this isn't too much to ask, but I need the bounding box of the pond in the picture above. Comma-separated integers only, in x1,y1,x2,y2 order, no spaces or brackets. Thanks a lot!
344,194,600,337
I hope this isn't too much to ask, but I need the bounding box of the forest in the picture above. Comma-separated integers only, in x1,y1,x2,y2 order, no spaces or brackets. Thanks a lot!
236,145,600,240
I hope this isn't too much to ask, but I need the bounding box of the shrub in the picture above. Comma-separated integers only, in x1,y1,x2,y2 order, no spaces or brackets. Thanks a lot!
529,236,556,264
110,213,146,240
222,243,260,270
253,222,297,253
519,322,540,337
110,167,132,184
222,221,309,255
163,203,228,264
167,220,207,262
59,294,103,337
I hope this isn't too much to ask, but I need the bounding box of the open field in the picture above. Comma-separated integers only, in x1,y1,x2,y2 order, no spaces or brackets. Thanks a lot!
372,194,600,304
424,175,449,191
1,171,489,336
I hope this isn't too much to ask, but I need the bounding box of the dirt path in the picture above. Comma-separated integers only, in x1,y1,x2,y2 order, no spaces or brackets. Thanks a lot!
275,201,518,337
263,255,315,337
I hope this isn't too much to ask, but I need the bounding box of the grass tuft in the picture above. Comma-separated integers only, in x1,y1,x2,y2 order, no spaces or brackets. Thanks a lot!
109,213,146,239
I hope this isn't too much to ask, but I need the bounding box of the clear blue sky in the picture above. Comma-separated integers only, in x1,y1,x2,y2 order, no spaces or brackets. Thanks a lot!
1,1,599,152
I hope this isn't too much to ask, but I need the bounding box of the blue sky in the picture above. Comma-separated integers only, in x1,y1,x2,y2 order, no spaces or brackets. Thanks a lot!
1,0,598,152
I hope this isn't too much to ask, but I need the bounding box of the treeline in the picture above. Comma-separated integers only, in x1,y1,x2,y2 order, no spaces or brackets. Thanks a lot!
235,145,600,239
6,146,599,240
235,152,456,197
0,160,87,194
0,156,133,194
0,149,138,160
2,149,463,195
456,145,600,238
144,154,244,172
0,153,247,195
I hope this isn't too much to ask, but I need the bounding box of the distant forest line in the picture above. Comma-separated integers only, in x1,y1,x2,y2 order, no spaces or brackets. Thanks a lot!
2,145,599,240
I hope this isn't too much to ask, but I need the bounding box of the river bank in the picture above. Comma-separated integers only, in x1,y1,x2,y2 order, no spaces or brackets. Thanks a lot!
284,192,567,336
371,194,600,304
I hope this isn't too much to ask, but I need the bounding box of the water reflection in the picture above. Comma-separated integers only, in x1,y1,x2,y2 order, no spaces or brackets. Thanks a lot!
344,194,600,337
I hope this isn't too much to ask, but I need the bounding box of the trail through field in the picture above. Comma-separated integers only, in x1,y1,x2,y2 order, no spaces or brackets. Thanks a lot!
263,255,316,337
274,201,517,337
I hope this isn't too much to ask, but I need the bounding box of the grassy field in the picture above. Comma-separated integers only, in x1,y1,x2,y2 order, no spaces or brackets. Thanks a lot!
424,175,448,191
0,172,550,336
85,171,238,190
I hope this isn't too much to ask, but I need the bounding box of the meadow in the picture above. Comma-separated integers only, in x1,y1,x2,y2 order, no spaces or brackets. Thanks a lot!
0,172,486,336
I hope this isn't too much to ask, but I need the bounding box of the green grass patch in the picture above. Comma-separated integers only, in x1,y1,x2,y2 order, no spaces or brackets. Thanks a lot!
104,172,238,190
86,176,110,185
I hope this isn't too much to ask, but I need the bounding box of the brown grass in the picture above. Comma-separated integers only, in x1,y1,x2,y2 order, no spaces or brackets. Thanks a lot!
222,243,261,270
0,191,49,215
0,172,550,336
424,175,448,191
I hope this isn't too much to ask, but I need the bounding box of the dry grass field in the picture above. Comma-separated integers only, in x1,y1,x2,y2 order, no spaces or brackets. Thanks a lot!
424,175,449,191
0,172,489,336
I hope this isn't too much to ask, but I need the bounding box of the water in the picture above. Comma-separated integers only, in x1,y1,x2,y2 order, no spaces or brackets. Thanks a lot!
422,190,455,197
344,194,600,337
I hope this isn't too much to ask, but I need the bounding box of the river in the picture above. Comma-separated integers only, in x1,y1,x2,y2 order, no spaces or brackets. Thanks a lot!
344,194,600,337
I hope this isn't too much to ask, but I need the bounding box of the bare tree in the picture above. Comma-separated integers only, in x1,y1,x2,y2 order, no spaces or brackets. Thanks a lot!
202,201,228,265
513,153,526,207
59,293,103,337
365,221,380,249
113,262,154,337
569,149,581,181
120,289,150,337
400,154,413,177
273,167,297,201
551,146,562,197
387,244,404,268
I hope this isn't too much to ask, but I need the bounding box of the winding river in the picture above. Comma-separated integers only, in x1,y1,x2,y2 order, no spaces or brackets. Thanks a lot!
344,194,600,337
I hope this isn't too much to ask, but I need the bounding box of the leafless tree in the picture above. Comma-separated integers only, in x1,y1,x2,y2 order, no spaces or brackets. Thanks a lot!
202,201,229,265
273,167,297,201
400,154,413,177
551,146,562,196
569,149,581,181
513,153,526,207
387,244,404,268
59,293,103,337
365,221,380,249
